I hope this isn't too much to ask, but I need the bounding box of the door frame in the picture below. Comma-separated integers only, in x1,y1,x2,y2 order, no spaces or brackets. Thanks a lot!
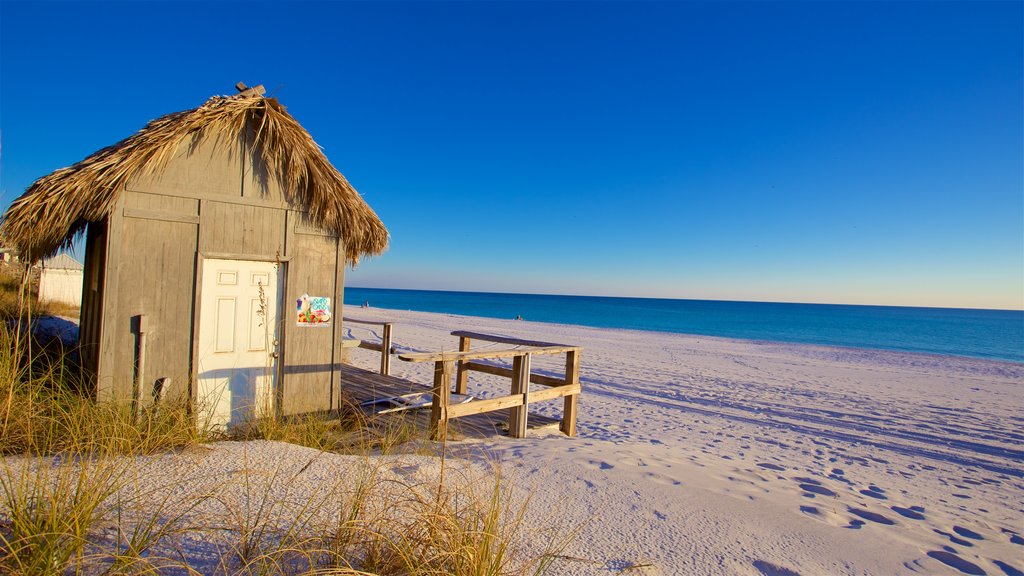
190,252,289,423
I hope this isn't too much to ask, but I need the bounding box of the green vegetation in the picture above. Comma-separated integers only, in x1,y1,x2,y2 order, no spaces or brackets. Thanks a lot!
0,267,573,574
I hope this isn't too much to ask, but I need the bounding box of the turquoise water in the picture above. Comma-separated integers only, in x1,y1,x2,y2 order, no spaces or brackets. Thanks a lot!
343,288,1024,363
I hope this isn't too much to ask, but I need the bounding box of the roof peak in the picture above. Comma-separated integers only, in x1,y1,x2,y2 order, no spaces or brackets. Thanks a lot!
235,82,266,98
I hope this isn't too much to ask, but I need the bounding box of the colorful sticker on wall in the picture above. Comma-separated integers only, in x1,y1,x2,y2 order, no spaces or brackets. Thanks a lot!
296,294,332,326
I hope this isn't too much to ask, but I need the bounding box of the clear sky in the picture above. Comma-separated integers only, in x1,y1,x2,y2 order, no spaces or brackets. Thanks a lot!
1,1,1021,310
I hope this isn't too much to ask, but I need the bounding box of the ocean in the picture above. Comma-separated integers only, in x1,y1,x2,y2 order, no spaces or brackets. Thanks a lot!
343,287,1024,363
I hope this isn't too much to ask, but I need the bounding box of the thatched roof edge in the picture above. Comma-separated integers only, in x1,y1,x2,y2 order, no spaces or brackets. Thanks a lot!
0,92,389,263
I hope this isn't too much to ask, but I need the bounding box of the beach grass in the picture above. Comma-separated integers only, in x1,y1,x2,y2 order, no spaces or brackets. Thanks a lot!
0,269,570,574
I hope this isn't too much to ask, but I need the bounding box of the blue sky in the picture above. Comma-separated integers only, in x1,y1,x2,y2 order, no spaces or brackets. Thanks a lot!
1,1,1021,310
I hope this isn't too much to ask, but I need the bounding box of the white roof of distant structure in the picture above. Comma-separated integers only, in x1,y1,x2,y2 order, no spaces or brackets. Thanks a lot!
42,253,84,271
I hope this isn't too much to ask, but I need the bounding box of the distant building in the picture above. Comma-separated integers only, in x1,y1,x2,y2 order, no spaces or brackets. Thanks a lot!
0,247,19,264
38,253,84,307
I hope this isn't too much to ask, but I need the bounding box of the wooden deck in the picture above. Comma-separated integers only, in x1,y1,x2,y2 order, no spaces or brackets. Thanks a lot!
339,364,561,439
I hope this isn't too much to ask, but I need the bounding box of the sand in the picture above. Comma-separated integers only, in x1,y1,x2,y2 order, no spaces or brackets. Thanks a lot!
6,307,1023,575
339,308,1023,576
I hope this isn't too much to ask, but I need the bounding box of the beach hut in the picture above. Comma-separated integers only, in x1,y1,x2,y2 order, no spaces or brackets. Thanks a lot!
38,253,85,307
0,84,389,428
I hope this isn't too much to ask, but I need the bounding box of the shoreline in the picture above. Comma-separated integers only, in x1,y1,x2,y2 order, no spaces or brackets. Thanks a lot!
344,303,1024,367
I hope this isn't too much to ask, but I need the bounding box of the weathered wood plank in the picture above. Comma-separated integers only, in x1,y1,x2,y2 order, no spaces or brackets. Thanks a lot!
345,318,392,326
123,208,200,224
562,349,580,437
509,354,531,438
529,383,582,403
429,360,454,441
380,323,393,376
454,336,471,395
79,221,107,388
462,361,566,387
450,330,571,348
446,393,524,418
400,345,578,363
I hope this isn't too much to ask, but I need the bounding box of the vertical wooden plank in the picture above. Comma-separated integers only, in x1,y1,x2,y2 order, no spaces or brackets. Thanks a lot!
80,220,107,390
562,350,580,437
430,360,453,441
96,193,125,402
454,336,471,395
509,353,531,438
380,323,393,375
329,236,340,413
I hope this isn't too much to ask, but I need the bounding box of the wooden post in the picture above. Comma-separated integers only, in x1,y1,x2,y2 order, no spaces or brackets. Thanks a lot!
509,353,531,438
380,323,393,375
562,350,580,437
430,360,454,441
454,336,471,395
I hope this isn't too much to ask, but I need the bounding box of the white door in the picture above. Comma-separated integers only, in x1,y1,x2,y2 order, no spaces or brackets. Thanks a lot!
196,259,281,430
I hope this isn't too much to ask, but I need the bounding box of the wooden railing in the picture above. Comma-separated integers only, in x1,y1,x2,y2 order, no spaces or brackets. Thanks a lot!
343,318,394,375
399,331,581,441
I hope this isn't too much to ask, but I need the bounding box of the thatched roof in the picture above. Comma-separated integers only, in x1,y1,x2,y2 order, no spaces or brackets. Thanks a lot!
1,89,388,263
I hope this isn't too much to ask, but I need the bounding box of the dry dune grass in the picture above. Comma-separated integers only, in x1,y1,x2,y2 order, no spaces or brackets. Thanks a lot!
0,270,572,574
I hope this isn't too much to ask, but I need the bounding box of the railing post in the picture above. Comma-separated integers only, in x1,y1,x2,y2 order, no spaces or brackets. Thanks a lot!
430,359,454,441
562,350,579,437
454,336,471,395
509,353,531,438
380,323,393,375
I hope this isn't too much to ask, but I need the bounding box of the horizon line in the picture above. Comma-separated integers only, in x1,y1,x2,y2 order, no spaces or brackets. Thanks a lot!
346,285,1024,314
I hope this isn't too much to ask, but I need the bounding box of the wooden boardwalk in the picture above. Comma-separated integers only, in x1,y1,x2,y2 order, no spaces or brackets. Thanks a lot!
339,364,561,439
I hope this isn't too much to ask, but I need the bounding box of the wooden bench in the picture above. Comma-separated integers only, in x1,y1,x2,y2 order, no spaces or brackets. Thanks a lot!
399,330,581,441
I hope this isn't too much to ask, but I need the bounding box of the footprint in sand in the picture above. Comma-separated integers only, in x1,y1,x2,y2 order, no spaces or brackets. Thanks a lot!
925,551,986,575
860,485,887,500
799,505,848,528
935,529,975,547
800,484,837,497
952,526,984,541
752,560,801,576
891,506,926,520
645,471,683,487
757,463,785,472
993,560,1024,576
1009,533,1024,546
848,507,895,526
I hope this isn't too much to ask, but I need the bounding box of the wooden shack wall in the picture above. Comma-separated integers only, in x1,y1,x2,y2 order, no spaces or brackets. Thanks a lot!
280,218,344,416
92,130,347,415
78,220,107,394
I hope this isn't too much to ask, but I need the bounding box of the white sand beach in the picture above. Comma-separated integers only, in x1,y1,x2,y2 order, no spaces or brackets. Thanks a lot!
7,308,1022,575
336,308,1023,576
